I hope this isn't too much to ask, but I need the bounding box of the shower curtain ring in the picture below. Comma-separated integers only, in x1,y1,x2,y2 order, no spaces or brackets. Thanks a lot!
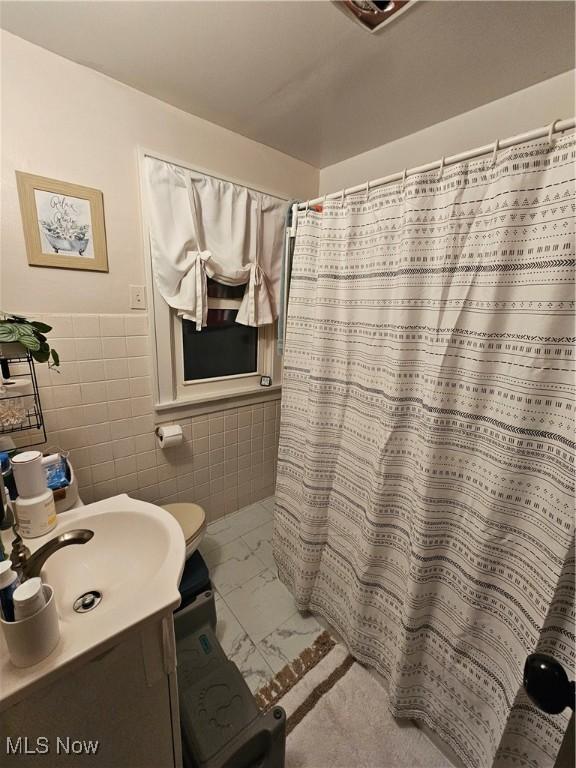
547,119,561,148
364,181,370,201
402,168,407,193
490,139,500,169
437,157,445,182
340,189,345,207
305,201,309,216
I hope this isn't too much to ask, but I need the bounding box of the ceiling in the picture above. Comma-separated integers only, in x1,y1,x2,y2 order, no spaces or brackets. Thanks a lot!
1,1,574,168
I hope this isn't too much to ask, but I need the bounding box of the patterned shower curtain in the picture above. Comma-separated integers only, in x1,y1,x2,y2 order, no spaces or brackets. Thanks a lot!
273,132,575,768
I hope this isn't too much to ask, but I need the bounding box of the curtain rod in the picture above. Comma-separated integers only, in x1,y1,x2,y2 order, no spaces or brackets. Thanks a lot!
296,117,575,211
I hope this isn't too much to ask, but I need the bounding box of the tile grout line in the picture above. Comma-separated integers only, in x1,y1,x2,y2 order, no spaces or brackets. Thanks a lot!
206,496,282,679
203,504,275,554
208,498,326,683
216,586,276,681
220,570,301,648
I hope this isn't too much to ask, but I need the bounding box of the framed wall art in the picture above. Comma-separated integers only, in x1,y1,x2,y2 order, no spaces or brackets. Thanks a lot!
16,172,109,272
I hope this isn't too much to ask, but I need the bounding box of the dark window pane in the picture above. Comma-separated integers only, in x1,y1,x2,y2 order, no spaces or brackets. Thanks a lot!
206,278,247,300
182,309,257,381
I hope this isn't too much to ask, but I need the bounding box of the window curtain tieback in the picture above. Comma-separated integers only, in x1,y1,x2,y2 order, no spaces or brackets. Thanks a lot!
248,262,265,326
192,249,211,331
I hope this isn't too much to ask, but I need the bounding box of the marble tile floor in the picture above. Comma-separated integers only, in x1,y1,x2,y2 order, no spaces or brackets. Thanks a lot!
199,496,324,693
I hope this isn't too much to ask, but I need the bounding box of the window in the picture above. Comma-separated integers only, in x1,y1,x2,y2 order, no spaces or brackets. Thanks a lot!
172,277,278,403
150,293,280,409
181,280,258,381
141,152,283,410
182,313,258,381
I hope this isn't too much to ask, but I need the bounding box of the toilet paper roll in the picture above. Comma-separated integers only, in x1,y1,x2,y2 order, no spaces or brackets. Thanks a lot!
156,424,183,449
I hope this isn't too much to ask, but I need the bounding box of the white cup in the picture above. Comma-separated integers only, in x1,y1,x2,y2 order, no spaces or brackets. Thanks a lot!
0,584,60,667
13,577,47,620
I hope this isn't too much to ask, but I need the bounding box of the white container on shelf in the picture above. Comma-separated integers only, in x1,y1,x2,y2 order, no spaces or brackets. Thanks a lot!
0,584,60,667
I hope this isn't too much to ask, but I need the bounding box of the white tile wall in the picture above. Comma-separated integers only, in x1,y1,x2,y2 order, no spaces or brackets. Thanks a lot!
11,313,279,522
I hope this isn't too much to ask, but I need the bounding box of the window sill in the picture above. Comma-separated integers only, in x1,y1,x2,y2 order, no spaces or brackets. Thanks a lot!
154,384,281,419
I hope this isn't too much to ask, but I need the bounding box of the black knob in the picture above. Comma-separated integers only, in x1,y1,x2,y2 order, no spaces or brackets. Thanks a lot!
524,653,575,715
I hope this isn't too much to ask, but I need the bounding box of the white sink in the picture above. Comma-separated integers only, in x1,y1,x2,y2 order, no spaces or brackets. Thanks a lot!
0,494,186,710
44,508,180,620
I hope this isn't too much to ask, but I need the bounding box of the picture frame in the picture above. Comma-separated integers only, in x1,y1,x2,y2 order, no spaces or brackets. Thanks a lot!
15,171,109,272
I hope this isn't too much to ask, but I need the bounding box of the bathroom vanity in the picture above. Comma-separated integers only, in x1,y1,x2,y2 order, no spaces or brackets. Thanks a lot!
0,495,186,768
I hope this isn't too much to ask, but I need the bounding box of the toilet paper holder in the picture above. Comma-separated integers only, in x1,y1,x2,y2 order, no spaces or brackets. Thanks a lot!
155,424,183,449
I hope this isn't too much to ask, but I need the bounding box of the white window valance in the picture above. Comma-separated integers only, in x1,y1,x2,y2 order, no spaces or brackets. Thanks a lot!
144,156,288,330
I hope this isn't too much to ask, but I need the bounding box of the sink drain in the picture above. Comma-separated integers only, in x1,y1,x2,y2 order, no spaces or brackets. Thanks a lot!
73,591,102,613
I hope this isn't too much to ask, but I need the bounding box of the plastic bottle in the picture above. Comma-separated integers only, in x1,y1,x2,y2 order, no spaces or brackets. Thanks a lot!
14,489,57,538
0,451,17,501
11,451,56,538
0,560,21,622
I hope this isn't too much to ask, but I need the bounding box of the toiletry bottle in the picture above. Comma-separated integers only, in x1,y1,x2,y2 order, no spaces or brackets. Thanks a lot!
0,471,14,532
14,491,57,539
13,577,46,621
11,451,56,539
0,560,21,622
11,451,47,498
0,451,17,501
0,491,5,545
0,505,5,559
0,471,13,557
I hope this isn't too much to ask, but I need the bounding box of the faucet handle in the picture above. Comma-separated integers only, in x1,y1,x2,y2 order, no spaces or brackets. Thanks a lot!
10,523,30,576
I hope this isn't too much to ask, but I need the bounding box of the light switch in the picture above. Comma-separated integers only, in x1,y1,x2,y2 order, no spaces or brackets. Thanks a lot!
129,285,147,310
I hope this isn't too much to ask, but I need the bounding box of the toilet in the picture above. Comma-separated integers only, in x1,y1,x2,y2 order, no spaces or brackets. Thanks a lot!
161,502,207,558
161,502,214,626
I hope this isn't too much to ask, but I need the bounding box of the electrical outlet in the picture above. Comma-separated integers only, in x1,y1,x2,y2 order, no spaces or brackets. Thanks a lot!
129,285,147,310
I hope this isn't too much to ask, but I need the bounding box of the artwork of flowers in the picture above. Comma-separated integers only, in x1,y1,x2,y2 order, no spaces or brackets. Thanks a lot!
16,172,108,272
36,191,93,258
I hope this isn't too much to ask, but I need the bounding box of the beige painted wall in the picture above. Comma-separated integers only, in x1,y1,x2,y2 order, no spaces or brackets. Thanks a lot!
0,31,316,516
319,70,576,194
0,31,319,315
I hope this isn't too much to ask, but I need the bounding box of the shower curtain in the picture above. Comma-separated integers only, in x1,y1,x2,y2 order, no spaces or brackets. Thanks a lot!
273,132,575,768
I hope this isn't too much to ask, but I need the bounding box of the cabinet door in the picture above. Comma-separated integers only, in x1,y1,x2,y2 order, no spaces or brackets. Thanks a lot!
1,623,176,768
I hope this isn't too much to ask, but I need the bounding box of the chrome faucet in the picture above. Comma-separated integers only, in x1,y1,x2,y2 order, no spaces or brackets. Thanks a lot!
10,525,94,581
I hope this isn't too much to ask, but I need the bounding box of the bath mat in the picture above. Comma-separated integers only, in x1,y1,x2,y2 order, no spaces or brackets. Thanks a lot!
255,629,336,713
257,632,449,767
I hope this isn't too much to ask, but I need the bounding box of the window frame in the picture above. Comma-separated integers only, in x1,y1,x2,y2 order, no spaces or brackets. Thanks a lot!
138,148,284,411
174,296,274,399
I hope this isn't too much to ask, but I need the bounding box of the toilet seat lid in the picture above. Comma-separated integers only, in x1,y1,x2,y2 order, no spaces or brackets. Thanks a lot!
162,503,206,543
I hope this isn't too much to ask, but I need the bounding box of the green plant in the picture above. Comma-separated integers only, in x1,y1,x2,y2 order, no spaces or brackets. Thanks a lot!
0,312,60,368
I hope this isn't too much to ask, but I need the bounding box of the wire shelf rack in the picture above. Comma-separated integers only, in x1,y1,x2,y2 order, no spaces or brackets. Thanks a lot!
0,346,46,448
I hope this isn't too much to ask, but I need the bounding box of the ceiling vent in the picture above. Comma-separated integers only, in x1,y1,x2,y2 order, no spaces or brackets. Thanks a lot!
334,0,415,33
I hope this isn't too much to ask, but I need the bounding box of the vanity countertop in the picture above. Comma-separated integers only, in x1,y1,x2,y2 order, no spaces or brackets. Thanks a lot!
0,494,185,711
